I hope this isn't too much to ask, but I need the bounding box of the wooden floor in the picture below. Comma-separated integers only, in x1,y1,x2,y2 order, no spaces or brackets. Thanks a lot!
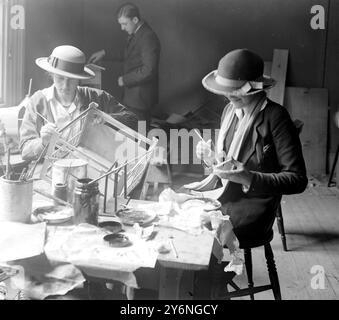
169,173,339,300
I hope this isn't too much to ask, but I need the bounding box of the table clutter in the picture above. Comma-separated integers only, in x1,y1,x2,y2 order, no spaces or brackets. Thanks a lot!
0,174,244,299
0,104,244,299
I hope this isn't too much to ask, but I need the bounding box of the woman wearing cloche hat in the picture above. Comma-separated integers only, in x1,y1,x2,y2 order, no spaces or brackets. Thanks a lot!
20,45,138,161
186,49,308,256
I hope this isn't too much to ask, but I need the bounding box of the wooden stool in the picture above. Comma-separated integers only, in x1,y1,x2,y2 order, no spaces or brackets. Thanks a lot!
276,204,288,251
222,241,282,300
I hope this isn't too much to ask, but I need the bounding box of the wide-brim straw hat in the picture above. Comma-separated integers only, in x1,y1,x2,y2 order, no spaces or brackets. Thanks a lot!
36,45,95,80
202,49,276,96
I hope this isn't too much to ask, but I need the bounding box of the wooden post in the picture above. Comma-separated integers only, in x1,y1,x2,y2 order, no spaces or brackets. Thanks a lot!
267,49,289,106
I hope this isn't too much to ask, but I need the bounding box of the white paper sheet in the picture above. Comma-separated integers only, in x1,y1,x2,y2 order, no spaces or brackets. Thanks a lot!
0,222,46,262
60,224,158,271
44,223,158,288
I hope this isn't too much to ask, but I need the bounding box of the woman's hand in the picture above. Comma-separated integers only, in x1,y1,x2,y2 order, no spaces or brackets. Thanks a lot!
196,139,216,166
213,158,253,187
40,123,58,146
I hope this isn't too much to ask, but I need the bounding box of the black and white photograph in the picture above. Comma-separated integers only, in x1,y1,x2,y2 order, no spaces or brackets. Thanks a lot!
0,0,338,306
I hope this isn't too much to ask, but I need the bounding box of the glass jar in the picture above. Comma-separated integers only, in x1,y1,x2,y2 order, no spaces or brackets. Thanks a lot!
73,178,99,226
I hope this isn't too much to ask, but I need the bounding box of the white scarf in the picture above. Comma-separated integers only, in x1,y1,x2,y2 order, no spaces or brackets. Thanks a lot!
216,96,267,163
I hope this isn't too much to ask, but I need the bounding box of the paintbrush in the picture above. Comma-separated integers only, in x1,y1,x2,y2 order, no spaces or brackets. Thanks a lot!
169,237,179,258
194,129,215,149
33,188,73,207
194,129,217,167
27,78,32,97
35,111,53,125
26,144,48,180
19,167,27,181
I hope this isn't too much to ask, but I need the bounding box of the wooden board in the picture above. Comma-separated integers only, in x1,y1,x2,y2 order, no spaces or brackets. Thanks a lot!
284,87,328,175
80,64,104,89
267,49,289,105
264,61,272,77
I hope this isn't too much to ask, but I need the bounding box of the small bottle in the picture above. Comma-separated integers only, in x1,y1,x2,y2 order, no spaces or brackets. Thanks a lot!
73,178,99,226
53,183,68,205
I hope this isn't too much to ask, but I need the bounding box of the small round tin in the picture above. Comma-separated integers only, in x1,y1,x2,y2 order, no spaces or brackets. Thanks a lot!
99,221,123,234
103,233,132,248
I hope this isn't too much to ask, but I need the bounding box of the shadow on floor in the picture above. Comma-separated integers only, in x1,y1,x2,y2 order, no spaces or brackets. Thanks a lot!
284,230,339,251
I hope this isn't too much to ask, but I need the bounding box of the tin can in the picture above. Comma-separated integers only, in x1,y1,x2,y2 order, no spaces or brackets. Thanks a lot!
0,176,33,223
72,178,99,226
52,159,88,203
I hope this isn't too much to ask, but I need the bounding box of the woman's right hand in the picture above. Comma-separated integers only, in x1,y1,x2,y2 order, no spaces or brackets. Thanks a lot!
196,139,216,167
196,139,212,159
41,123,57,146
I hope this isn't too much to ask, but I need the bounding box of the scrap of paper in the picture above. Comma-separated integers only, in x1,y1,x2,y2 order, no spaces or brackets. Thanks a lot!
0,222,46,262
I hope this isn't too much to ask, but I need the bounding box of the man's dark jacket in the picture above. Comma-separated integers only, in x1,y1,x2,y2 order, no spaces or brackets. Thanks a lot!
121,22,160,117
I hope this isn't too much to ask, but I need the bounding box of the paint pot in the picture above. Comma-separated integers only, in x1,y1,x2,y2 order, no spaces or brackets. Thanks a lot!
0,176,33,223
51,158,88,203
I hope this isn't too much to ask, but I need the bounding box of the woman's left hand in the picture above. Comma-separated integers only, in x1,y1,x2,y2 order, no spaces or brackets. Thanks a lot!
213,158,253,186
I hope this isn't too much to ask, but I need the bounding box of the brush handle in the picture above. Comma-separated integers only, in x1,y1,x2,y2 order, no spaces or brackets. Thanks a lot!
35,111,52,125
19,167,27,181
33,188,72,207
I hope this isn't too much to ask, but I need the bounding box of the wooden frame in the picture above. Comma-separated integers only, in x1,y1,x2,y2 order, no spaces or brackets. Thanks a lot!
40,104,158,209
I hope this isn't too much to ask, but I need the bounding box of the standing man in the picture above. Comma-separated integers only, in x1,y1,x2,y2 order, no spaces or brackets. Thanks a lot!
89,3,161,127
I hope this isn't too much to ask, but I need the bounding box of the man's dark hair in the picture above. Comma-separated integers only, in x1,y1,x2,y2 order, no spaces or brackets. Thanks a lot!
117,3,140,20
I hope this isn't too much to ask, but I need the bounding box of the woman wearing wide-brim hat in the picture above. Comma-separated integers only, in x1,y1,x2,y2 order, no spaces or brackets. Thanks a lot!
19,45,138,162
185,49,308,250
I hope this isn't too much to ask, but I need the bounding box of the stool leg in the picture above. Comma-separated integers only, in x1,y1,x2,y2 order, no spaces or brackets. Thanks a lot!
276,204,288,251
224,283,231,300
264,243,282,300
244,248,254,300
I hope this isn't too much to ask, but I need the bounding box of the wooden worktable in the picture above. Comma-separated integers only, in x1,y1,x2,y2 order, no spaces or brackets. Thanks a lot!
33,180,216,300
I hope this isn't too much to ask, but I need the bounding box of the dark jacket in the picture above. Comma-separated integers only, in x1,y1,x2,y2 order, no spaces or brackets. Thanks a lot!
121,22,160,115
219,99,308,248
